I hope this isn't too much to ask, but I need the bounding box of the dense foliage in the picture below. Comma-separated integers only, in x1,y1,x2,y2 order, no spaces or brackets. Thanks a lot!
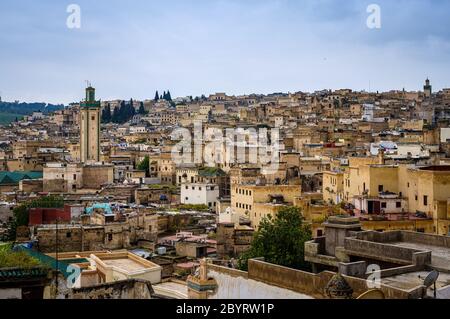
237,206,312,271
0,244,41,269
0,102,64,115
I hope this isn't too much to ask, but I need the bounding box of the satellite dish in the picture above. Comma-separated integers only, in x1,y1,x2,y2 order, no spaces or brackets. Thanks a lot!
423,269,440,299
356,289,385,299
424,270,439,288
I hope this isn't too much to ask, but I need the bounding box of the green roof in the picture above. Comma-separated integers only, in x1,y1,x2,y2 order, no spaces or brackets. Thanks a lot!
198,167,227,177
0,171,43,185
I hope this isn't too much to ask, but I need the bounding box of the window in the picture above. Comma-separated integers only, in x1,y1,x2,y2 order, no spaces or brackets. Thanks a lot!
424,196,428,206
73,174,77,180
396,202,401,208
381,202,387,209
108,233,113,241
66,232,71,238
378,185,384,192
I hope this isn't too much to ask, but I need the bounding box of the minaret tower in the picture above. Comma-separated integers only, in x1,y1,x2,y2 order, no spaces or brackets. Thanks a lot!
80,85,101,163
424,78,432,98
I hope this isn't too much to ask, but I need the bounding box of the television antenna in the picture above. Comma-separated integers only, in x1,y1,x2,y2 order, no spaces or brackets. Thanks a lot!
422,269,439,299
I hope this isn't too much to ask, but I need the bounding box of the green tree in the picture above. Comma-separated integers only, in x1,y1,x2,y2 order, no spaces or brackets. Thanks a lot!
101,103,112,123
237,206,312,271
165,90,172,101
138,102,146,115
137,156,150,177
154,90,159,101
112,106,120,123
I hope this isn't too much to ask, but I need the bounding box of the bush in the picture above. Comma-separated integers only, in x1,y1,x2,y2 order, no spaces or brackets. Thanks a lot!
237,206,312,271
0,244,41,269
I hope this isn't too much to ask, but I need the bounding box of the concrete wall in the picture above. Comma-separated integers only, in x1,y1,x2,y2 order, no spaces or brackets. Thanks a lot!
70,279,154,299
207,264,313,299
245,259,422,299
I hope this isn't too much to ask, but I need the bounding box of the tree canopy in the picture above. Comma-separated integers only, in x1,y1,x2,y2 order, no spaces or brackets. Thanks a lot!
101,103,112,123
138,102,146,115
137,156,150,177
110,100,136,124
237,206,312,271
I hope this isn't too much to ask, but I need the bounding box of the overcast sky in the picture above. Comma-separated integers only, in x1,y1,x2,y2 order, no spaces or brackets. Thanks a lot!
0,0,449,104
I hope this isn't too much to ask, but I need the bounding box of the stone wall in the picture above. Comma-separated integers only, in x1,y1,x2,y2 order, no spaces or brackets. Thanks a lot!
344,238,418,265
20,179,43,193
246,259,423,299
69,279,154,299
83,165,114,189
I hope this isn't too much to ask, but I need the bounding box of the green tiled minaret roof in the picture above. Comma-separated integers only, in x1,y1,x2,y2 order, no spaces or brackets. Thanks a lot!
81,86,101,108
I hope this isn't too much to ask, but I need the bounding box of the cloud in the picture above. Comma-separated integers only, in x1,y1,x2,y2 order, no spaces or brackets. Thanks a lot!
0,0,449,103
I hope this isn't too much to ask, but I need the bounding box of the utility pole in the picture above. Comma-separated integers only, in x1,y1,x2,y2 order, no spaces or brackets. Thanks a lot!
55,217,59,298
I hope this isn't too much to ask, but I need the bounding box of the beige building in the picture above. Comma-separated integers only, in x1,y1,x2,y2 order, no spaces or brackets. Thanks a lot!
43,162,113,192
323,170,344,204
331,159,450,235
231,184,301,228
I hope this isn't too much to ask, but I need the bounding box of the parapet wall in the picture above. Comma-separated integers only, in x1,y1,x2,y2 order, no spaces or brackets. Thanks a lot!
344,238,419,265
401,231,450,247
245,259,423,299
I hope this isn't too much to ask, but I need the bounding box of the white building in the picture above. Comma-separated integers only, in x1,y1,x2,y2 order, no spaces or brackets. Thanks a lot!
181,183,220,209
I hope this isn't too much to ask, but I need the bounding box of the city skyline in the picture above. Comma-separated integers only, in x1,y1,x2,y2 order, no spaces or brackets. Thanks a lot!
1,0,450,104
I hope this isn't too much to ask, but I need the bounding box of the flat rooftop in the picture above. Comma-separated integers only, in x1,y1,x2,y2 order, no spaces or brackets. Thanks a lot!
391,241,450,272
103,258,149,272
382,271,450,294
153,281,188,299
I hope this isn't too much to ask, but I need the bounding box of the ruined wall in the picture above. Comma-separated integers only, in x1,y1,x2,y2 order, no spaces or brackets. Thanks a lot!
69,279,154,299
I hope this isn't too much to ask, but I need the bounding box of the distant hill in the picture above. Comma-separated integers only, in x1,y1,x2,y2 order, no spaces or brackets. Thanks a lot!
0,101,65,115
0,101,65,125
